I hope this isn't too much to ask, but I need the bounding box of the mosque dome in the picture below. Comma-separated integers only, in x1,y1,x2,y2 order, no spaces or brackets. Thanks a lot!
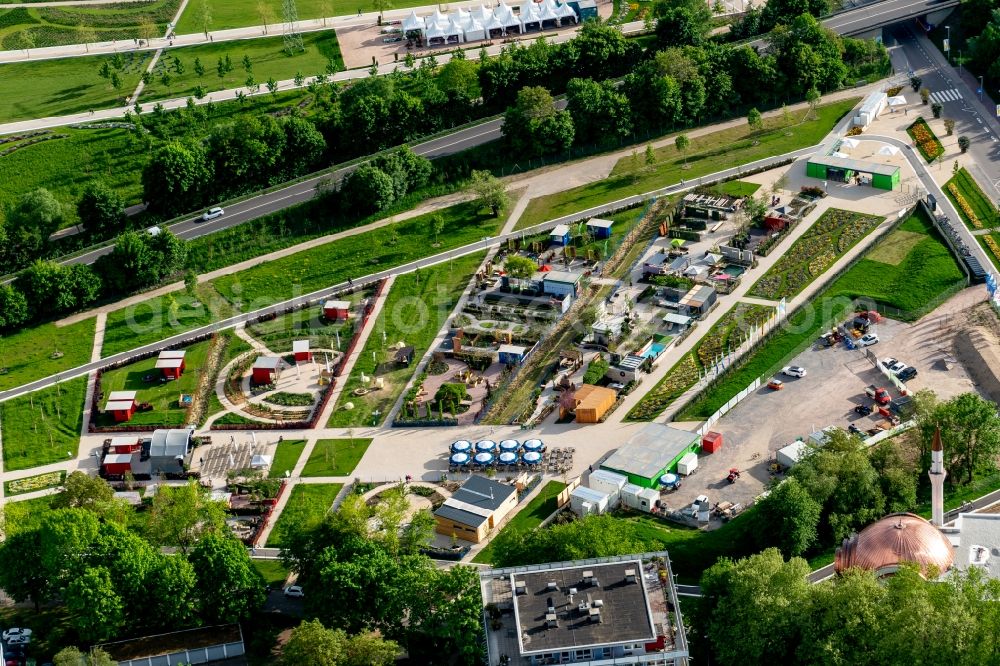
834,512,954,578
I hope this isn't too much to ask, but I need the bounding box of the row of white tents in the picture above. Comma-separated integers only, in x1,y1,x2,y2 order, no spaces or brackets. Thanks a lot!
402,0,578,45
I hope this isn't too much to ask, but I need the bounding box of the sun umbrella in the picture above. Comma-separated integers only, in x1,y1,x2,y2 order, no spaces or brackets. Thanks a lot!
451,440,471,453
450,452,470,465
499,452,517,464
523,451,542,464
500,439,520,452
659,473,679,487
476,440,497,453
887,95,907,106
474,452,495,465
523,439,544,452
877,145,900,156
671,238,685,248
840,138,860,149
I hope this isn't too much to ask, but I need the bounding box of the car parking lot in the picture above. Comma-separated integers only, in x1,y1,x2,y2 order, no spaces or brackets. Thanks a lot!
666,289,982,513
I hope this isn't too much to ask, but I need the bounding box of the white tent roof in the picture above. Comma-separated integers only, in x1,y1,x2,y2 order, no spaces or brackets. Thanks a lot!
887,95,907,106
840,137,860,149
473,5,493,21
684,264,708,277
403,11,423,31
483,12,504,30
498,11,522,27
521,2,541,21
877,145,900,156
538,2,559,21
463,17,486,39
556,1,577,17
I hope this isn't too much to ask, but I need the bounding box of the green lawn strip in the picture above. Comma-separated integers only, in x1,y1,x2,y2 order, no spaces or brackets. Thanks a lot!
214,411,269,426
175,0,431,33
0,127,143,230
0,0,180,49
266,482,342,547
675,208,963,419
327,252,485,428
268,439,306,478
138,32,343,102
4,470,65,496
944,167,999,231
252,558,290,588
516,99,858,228
710,180,761,197
0,317,95,391
300,437,374,476
247,294,369,354
0,52,143,123
0,376,87,472
96,339,211,426
747,208,884,300
473,480,567,564
906,116,944,163
625,303,775,421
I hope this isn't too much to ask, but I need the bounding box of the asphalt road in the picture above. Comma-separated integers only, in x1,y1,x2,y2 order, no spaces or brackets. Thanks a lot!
0,145,815,405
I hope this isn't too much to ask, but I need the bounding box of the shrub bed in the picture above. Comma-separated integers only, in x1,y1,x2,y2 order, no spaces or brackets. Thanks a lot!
907,117,944,162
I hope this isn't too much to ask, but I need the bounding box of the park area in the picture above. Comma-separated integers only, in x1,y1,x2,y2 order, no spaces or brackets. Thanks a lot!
516,98,858,228
267,483,341,547
0,0,179,50
247,290,370,353
945,167,999,232
301,438,373,476
174,0,430,32
268,439,306,478
0,377,87,472
0,318,95,391
327,252,486,428
748,208,884,300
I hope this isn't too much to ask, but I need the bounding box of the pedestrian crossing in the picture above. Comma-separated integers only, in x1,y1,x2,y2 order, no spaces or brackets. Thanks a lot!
929,88,963,104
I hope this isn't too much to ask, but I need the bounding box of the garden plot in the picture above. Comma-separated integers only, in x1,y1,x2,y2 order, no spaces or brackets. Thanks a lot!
246,289,372,353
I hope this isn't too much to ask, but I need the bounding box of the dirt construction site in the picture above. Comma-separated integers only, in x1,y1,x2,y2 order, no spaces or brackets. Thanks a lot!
665,286,991,515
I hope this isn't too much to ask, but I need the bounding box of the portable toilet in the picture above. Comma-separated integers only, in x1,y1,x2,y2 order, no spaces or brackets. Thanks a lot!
676,452,699,476
636,487,660,513
620,482,644,510
588,469,627,508
702,431,723,454
570,486,610,517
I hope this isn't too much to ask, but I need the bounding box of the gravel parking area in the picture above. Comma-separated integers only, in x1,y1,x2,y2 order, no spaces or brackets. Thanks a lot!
663,288,982,515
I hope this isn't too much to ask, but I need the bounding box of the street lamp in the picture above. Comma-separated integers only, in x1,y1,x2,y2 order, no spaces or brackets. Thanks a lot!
945,26,951,64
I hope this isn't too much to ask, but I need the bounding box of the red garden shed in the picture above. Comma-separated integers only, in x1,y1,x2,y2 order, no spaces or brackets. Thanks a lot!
102,453,134,475
252,356,281,385
323,299,351,321
293,340,312,363
702,431,723,454
156,350,186,379
104,390,137,422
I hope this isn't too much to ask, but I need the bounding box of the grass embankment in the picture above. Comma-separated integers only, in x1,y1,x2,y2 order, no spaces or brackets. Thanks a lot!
517,99,858,227
473,480,566,564
301,438,374,477
944,167,999,232
0,0,179,49
906,116,945,162
97,339,210,426
0,377,87,472
139,32,344,102
0,318,94,391
675,208,964,420
710,180,761,197
247,292,369,353
748,208,884,300
267,483,342,547
625,304,775,421
327,252,485,428
252,559,290,588
174,0,432,32
268,439,306,478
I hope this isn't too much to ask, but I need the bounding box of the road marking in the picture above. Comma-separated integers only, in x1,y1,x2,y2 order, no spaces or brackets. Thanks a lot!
929,89,962,104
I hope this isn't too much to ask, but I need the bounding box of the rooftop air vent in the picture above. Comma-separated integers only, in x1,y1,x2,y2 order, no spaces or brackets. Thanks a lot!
545,613,559,628
971,545,991,566
624,568,637,583
588,607,601,623
515,581,526,595
546,581,558,591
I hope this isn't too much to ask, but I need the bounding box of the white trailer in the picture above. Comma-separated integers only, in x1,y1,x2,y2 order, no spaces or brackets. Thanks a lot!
570,486,610,517
588,469,628,508
676,452,699,476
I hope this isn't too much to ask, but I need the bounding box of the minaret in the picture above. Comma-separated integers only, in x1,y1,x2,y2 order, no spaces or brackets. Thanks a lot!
929,427,946,527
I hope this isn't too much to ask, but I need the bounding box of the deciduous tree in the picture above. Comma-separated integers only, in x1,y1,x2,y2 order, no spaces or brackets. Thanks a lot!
77,182,126,237
469,169,510,216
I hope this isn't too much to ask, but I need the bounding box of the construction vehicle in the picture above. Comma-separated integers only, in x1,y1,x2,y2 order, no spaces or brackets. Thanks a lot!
864,385,891,405
727,468,741,483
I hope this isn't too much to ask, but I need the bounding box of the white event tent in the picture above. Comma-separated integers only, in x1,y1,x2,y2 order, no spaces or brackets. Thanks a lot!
403,1,577,45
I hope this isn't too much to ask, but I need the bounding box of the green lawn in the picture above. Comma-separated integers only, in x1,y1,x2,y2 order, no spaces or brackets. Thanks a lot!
0,0,179,49
710,180,761,197
0,51,143,123
0,127,144,230
300,437,374,476
252,558,290,588
269,438,306,478
267,482,342,547
2,493,58,535
96,339,211,426
326,252,485,428
247,295,369,354
675,208,964,420
139,31,343,102
517,99,858,228
944,167,999,231
0,377,87,472
0,318,95,391
748,208,884,300
473,480,566,564
175,0,431,33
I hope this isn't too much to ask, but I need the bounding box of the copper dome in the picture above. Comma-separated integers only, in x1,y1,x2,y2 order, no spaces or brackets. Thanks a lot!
834,512,954,578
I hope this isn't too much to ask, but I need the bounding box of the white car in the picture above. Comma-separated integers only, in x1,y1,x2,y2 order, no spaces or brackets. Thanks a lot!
782,366,807,378
886,361,907,375
857,333,880,347
2,628,31,642
283,585,304,598
880,357,898,369
201,206,225,221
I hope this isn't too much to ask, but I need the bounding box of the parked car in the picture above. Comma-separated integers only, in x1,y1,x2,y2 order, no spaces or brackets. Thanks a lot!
880,357,898,369
782,366,807,378
283,585,304,598
2,629,31,642
865,384,891,405
886,361,907,375
897,366,918,381
857,333,880,347
767,379,784,390
201,206,225,221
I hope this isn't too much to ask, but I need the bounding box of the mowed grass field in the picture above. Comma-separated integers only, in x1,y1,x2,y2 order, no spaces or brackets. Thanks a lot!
0,377,87,472
945,167,999,231
267,482,342,547
0,52,143,123
327,252,485,428
96,339,211,426
269,439,306,478
0,0,180,50
138,31,343,102
300,438,373,476
675,208,964,420
0,318,95,391
516,98,858,228
473,481,566,563
174,0,431,33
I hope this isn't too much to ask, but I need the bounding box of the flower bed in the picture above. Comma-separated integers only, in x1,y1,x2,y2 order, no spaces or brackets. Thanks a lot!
907,117,944,162
948,183,983,228
5,471,64,496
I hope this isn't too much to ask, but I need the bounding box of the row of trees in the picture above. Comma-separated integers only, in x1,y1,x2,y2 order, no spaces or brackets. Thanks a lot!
696,549,1000,665
0,474,265,643
280,487,484,663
